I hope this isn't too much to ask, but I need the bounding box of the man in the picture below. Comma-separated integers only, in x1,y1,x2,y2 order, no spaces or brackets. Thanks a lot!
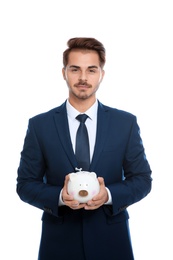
17,37,152,260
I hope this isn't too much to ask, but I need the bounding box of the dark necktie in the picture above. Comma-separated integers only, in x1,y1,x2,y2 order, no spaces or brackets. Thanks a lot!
75,114,90,171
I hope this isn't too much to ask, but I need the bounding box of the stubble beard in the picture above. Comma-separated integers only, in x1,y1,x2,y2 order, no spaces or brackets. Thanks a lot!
72,89,90,100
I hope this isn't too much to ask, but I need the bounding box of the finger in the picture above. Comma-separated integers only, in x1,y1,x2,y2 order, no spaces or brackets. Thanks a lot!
98,177,105,186
62,174,71,198
70,202,86,210
84,203,100,210
64,174,70,188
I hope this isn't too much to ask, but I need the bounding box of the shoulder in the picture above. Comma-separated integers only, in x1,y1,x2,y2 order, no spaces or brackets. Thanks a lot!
98,102,140,135
30,102,66,121
27,101,67,128
98,101,136,121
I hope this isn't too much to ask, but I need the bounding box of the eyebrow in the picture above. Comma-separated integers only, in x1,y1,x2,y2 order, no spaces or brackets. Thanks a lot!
69,65,99,69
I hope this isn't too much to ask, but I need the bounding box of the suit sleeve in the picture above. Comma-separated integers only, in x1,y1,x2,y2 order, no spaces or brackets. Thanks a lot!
16,119,61,217
108,116,152,216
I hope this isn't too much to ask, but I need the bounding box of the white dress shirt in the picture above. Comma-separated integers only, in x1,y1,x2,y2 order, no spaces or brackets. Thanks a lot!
59,99,112,205
66,99,97,162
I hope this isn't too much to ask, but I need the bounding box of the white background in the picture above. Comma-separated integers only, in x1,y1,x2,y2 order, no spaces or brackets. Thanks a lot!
0,1,173,259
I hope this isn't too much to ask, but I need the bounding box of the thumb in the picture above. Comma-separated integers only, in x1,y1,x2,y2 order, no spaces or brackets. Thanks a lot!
98,177,105,186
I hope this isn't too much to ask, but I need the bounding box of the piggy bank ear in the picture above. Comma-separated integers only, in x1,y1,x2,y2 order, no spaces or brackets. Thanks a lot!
69,173,77,181
90,172,97,179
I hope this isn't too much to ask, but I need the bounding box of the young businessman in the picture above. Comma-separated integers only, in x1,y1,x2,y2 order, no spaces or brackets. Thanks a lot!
17,37,152,260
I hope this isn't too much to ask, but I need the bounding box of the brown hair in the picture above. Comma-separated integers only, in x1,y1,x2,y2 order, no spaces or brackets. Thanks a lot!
63,37,106,68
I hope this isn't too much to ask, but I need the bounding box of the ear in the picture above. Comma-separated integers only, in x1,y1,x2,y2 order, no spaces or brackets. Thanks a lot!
69,173,77,181
100,69,105,82
90,172,97,179
98,69,105,84
62,68,66,80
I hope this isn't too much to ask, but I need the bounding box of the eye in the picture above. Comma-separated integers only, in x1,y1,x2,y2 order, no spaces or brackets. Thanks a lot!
68,67,80,74
89,69,96,73
71,68,79,73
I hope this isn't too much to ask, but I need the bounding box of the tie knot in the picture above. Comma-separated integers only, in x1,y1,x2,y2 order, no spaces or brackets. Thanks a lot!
76,114,88,123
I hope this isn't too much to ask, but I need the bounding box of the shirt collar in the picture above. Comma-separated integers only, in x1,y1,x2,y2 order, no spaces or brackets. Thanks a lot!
66,99,98,121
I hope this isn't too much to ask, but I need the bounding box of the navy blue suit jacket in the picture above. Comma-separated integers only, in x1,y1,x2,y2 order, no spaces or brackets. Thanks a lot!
17,101,152,259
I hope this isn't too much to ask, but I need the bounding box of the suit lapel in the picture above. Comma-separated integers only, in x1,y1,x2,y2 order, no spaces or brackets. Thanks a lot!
53,101,110,172
53,101,77,170
90,102,110,170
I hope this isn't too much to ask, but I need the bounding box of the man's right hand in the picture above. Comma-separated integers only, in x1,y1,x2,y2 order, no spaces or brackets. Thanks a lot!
62,174,86,210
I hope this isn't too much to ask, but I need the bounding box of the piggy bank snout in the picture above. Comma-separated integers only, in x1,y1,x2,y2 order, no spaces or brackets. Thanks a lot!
79,190,88,197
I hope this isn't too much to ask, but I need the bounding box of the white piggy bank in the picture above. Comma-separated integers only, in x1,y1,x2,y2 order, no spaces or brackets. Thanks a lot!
67,171,100,203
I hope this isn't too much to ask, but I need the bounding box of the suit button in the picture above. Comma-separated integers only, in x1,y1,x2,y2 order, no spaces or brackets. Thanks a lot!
43,207,53,214
118,205,128,212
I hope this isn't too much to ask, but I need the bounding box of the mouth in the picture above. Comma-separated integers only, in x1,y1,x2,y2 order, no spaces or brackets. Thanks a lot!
76,84,89,89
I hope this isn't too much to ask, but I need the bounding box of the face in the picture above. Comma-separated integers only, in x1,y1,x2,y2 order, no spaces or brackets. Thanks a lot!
62,49,105,103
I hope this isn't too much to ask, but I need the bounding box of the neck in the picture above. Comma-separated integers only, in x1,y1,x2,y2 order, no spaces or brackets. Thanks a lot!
68,97,96,113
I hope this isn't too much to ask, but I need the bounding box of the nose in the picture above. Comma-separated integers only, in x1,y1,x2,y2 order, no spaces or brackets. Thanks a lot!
79,70,87,81
79,190,88,197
